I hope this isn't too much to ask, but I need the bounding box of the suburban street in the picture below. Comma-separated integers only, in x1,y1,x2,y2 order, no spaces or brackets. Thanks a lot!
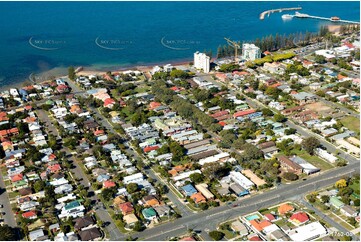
117,162,359,241
0,172,18,228
11,75,355,241
206,75,360,165
35,101,124,240
300,197,359,241
65,77,194,218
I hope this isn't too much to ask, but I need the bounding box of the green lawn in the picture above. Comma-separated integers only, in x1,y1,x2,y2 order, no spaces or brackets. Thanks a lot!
299,153,334,171
134,86,151,93
340,116,360,134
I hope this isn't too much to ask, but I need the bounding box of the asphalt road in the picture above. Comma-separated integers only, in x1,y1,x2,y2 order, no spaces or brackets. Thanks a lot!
300,198,359,241
35,101,123,240
0,172,17,228
117,162,358,241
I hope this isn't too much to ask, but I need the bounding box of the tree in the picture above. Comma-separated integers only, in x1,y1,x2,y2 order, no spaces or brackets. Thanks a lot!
68,66,76,80
33,180,46,193
126,183,139,194
283,172,299,181
101,187,117,200
274,114,286,122
354,199,360,206
169,141,185,161
321,195,330,203
0,225,17,241
314,55,326,64
209,231,224,241
335,179,348,189
262,108,274,117
301,137,320,155
133,221,143,232
189,173,204,184
348,217,357,226
0,146,5,159
239,143,263,162
202,162,229,180
284,128,297,135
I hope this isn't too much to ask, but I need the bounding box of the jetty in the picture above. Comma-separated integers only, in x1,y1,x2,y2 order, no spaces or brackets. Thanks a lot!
293,12,360,24
260,7,302,20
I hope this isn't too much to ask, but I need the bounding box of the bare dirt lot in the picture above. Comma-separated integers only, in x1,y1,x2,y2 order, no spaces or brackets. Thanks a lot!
305,102,333,115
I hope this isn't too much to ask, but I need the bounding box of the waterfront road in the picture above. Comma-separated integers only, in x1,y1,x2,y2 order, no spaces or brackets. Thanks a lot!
116,162,358,240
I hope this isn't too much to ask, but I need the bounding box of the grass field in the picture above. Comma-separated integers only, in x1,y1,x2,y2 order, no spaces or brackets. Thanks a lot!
340,116,360,134
287,149,334,171
299,153,334,171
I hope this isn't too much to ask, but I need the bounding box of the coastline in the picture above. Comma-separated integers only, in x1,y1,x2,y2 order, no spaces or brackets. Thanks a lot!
0,58,193,92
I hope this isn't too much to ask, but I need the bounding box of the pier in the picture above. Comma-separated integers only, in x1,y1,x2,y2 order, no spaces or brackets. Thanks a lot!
293,12,360,24
260,7,302,20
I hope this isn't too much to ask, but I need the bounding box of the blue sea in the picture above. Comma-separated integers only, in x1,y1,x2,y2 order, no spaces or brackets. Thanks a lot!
0,1,359,86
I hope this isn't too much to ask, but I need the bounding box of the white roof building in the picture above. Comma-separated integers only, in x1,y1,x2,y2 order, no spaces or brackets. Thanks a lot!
194,51,210,73
242,43,261,61
288,222,327,241
123,172,144,185
173,170,201,182
229,171,254,190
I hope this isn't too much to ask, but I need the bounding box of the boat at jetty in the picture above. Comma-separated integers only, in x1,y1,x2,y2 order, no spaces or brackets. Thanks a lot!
282,14,293,20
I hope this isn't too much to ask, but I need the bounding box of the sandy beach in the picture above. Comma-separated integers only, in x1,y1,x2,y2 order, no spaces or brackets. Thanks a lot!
0,58,192,92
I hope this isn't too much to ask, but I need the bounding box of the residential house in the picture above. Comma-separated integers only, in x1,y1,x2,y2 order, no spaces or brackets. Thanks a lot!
340,205,358,217
278,155,303,175
229,183,249,197
78,227,102,241
289,212,309,225
190,192,206,204
123,214,139,226
278,203,294,215
291,92,317,105
181,184,198,196
73,215,95,231
330,197,344,209
118,202,134,215
142,207,157,221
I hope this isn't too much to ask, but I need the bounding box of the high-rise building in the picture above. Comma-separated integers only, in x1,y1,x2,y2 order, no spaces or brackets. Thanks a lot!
194,51,210,73
242,44,261,61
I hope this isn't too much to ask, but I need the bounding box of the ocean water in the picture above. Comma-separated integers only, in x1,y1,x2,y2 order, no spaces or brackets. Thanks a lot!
0,1,359,86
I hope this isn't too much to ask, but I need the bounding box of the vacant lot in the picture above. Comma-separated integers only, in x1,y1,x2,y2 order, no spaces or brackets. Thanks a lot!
340,116,360,134
304,102,332,115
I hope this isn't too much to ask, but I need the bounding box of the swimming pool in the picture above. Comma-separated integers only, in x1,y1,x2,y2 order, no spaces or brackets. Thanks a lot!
245,214,260,221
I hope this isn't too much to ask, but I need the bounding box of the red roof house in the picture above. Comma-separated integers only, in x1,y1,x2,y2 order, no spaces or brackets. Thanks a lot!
103,98,116,108
143,146,159,153
56,84,70,93
11,174,24,183
233,109,256,118
94,129,105,136
118,202,134,215
149,102,161,110
289,212,309,224
103,180,116,189
47,164,62,173
22,211,37,220
264,213,276,221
